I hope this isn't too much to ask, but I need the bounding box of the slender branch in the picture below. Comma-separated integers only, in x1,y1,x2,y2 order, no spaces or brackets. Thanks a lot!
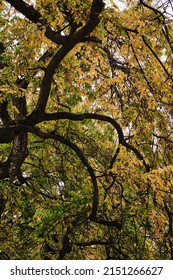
142,35,172,81
109,146,120,169
126,32,154,93
76,240,108,246
153,133,173,144
140,0,164,18
140,0,173,52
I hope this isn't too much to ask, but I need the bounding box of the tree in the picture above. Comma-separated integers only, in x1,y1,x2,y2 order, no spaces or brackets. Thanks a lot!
0,0,173,259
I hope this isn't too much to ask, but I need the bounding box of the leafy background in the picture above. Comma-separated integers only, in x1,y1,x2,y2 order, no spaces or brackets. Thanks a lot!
0,0,173,259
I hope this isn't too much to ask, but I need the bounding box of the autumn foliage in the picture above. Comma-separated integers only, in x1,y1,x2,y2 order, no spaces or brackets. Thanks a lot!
0,0,173,259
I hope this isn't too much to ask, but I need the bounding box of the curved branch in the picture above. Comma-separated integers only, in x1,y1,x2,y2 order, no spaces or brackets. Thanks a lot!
25,111,150,171
27,125,122,229
41,112,150,171
27,126,98,221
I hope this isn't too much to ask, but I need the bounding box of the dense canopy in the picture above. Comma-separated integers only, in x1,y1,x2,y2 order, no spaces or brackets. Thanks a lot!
0,0,173,259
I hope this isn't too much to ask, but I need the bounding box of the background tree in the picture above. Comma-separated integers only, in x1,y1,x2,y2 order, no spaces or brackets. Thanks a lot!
0,0,173,259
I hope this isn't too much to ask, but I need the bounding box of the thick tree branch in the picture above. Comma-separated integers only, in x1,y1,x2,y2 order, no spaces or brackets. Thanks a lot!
0,125,28,181
0,42,6,69
90,0,105,18
14,0,105,117
0,43,11,125
5,0,66,45
70,0,105,43
6,0,105,47
0,128,28,181
0,194,6,218
31,46,74,116
0,162,9,180
8,133,28,182
0,100,11,126
0,126,26,143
